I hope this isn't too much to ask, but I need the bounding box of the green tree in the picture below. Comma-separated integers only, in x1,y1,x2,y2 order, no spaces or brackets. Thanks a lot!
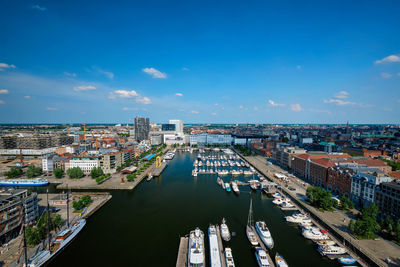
54,168,64,179
90,167,104,179
5,167,23,178
340,195,354,210
54,214,62,228
67,167,84,179
350,203,380,239
26,166,42,178
25,226,41,246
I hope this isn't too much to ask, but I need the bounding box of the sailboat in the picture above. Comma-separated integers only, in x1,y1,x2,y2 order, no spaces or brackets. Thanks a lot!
246,199,259,246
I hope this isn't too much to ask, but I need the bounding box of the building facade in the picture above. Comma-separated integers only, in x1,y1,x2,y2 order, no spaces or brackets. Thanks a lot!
351,173,392,207
134,117,150,142
375,181,400,219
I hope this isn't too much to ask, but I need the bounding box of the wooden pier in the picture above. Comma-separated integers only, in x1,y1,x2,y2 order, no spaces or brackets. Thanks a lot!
153,161,167,176
175,237,188,267
216,225,227,267
251,226,275,267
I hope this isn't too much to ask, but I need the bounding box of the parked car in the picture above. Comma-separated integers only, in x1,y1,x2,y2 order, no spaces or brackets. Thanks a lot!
289,187,296,191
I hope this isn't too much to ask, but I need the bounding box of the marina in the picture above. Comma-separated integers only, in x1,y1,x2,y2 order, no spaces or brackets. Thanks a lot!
49,151,348,266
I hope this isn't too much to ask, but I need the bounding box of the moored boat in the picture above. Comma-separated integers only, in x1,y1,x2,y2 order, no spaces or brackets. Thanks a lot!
208,225,222,267
275,253,289,267
188,227,205,267
224,248,235,267
255,247,270,267
338,256,357,265
225,183,231,192
318,245,347,256
246,199,259,246
231,181,240,194
255,221,274,249
302,227,329,240
0,178,49,186
220,218,231,241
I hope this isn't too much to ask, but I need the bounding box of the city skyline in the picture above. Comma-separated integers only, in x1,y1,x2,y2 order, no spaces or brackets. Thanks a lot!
1,1,400,124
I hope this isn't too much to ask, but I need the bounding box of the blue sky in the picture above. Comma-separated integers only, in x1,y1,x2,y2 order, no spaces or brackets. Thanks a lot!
0,0,400,124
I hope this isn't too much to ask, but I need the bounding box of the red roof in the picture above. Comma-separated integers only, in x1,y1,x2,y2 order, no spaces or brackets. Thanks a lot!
295,153,350,160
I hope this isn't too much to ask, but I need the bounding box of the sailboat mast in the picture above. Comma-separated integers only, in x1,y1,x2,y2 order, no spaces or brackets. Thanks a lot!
247,198,253,226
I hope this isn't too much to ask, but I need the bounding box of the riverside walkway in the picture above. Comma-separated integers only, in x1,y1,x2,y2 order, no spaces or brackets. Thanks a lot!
240,153,400,267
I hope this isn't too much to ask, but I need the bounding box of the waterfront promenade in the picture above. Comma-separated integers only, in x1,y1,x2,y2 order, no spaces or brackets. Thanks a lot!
243,154,400,267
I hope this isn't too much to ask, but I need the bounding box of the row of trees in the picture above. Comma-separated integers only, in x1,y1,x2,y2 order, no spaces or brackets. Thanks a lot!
306,186,338,211
66,167,84,179
5,167,23,178
5,166,42,178
349,203,380,239
26,166,42,178
25,213,63,246
380,159,400,171
234,145,252,156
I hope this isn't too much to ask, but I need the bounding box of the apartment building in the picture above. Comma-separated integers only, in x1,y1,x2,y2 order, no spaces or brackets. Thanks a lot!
375,181,400,219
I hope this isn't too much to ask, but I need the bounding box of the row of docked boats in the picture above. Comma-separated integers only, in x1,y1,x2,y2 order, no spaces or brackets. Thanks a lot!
197,153,241,161
284,207,357,264
217,177,240,194
271,193,296,210
194,159,249,168
187,219,234,267
246,199,289,267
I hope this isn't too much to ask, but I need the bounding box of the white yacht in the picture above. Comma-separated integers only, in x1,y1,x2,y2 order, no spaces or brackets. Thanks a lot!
187,228,205,267
208,225,222,267
231,170,241,176
255,221,274,249
302,227,329,240
243,170,254,176
275,253,289,267
285,213,312,224
318,245,347,255
280,201,295,209
224,248,235,267
220,218,231,241
231,181,240,194
255,247,270,267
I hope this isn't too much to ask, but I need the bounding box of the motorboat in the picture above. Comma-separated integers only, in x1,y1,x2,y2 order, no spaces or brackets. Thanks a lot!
224,248,235,267
220,218,231,241
217,177,223,186
255,247,270,267
285,213,312,224
187,228,205,267
275,253,289,267
249,180,260,190
208,225,222,267
225,183,231,192
338,256,357,265
272,198,284,205
318,245,347,256
231,181,240,194
255,221,274,249
280,201,295,209
302,227,329,240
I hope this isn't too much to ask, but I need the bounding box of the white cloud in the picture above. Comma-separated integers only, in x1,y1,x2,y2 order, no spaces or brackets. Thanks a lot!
0,100,5,104
381,72,392,79
191,110,199,114
182,67,189,71
64,72,77,77
211,112,217,116
239,105,244,109
268,100,285,107
375,55,400,64
24,96,31,99
254,106,259,111
32,5,47,11
122,107,139,111
0,63,16,71
73,85,96,91
46,107,57,111
323,99,356,105
175,93,183,96
112,90,138,98
291,104,302,112
93,66,114,79
335,91,349,99
136,96,151,104
0,89,9,94
214,103,219,106
142,67,167,78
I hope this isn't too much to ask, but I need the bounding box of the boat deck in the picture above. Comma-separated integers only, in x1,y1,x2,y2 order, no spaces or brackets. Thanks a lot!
251,226,275,267
175,237,188,267
216,225,227,267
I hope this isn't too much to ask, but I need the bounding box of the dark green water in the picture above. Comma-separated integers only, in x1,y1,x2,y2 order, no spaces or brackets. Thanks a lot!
50,152,340,267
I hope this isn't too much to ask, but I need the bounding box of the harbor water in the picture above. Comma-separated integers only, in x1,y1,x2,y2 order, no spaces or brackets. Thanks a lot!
50,152,341,267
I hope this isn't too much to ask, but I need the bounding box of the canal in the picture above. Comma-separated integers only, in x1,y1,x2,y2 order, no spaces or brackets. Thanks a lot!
50,151,340,267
